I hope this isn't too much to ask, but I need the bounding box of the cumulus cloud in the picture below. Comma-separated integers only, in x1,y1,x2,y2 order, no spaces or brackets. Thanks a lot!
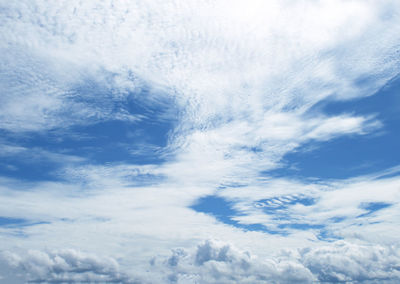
2,241,399,283
301,241,400,283
0,249,133,283
148,240,400,284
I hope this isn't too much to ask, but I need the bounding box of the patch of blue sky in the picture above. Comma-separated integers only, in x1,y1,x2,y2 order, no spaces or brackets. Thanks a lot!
255,196,316,215
190,195,327,235
329,216,347,223
266,75,400,180
0,217,48,228
125,173,166,187
0,217,26,226
190,195,348,241
190,195,278,234
0,146,64,182
56,76,176,165
0,119,170,182
0,78,177,182
217,182,248,189
374,166,400,180
254,196,325,233
278,223,324,230
317,229,343,241
357,202,392,218
58,119,170,165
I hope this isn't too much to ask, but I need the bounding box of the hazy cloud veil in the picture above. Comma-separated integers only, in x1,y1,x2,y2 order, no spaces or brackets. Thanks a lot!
1,0,400,283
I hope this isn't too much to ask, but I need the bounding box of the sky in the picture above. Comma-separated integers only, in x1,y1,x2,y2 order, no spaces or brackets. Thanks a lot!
1,0,400,283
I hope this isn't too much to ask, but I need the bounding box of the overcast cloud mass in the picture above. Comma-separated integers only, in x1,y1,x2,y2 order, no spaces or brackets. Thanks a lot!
1,0,400,283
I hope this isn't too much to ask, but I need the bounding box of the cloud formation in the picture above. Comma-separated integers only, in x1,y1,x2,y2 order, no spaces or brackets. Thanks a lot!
0,249,132,283
1,0,400,283
5,240,397,283
148,240,400,283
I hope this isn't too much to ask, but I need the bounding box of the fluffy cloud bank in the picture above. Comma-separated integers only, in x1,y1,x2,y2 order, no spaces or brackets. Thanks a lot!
2,240,400,283
0,249,131,283
149,240,400,284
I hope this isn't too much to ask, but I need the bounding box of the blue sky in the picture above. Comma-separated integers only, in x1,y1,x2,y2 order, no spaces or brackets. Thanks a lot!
267,75,400,180
1,1,400,283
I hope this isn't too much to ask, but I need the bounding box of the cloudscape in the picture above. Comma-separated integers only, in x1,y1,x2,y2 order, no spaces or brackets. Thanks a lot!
1,1,400,283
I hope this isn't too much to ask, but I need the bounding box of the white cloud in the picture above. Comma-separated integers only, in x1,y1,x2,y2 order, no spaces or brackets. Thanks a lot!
0,163,400,282
2,240,399,283
300,241,400,283
133,240,400,283
0,249,133,283
1,0,399,133
1,0,398,186
216,168,400,242
0,142,85,165
1,0,400,282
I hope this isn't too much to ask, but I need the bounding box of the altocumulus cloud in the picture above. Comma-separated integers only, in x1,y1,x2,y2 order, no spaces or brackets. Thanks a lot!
1,0,400,283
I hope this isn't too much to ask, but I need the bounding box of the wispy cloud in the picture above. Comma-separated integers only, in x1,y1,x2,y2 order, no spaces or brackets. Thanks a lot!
1,0,400,282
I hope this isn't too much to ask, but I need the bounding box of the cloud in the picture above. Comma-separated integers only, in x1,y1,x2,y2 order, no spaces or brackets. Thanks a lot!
1,0,399,132
1,0,399,185
301,241,400,283
148,240,400,283
2,240,400,284
214,168,400,239
2,240,399,283
1,0,400,283
0,46,144,132
0,249,134,283
0,162,400,282
0,143,85,165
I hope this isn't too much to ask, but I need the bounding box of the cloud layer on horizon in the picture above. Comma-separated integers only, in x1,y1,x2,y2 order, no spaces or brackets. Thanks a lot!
2,240,400,283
